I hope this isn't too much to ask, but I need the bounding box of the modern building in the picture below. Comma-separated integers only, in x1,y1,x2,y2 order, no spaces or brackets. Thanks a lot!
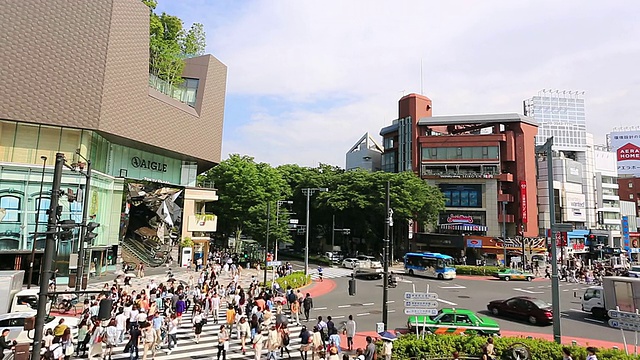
345,133,383,171
609,129,640,177
380,94,542,265
619,178,640,218
0,0,226,281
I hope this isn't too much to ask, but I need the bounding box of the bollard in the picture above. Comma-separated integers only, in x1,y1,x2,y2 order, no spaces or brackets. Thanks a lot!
613,346,619,351
572,340,577,346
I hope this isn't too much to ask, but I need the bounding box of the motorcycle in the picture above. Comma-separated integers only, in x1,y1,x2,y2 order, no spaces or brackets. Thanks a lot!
57,294,78,314
388,276,398,288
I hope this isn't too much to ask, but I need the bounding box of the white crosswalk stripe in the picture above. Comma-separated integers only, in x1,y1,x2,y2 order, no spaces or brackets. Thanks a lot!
310,267,353,280
108,311,308,360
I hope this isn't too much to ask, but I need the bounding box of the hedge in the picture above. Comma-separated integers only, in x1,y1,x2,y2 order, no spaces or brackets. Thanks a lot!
268,271,311,290
389,334,639,360
454,265,503,276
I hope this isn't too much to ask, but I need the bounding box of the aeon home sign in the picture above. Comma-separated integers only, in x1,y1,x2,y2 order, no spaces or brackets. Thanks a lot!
131,156,168,172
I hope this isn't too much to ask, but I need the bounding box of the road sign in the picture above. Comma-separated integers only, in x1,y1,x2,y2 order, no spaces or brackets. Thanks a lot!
404,292,438,300
267,261,282,267
608,310,640,323
609,319,640,331
289,219,299,224
404,308,439,316
404,300,439,308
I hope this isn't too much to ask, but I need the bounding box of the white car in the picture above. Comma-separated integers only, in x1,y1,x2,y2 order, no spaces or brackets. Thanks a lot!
342,258,360,269
629,266,640,278
0,312,79,344
357,255,382,268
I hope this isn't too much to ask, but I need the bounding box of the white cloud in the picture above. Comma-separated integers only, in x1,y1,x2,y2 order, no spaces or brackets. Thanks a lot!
163,0,640,166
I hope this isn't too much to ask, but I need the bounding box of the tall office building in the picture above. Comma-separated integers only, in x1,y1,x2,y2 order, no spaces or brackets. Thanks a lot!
524,89,587,151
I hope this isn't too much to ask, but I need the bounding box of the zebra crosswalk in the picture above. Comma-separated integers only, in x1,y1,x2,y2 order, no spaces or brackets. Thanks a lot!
310,267,354,280
108,310,307,360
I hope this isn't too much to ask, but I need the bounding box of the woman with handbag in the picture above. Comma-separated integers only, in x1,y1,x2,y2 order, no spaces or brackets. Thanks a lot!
298,325,312,360
61,329,73,360
237,315,251,355
217,325,229,360
192,309,204,344
311,326,324,360
252,332,265,360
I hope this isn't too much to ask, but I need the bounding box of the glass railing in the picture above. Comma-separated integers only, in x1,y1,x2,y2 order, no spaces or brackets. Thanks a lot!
149,74,197,108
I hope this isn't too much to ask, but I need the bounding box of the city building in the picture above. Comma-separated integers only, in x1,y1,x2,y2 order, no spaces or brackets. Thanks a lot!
380,94,542,265
618,177,640,218
609,129,640,177
345,133,383,171
0,0,226,281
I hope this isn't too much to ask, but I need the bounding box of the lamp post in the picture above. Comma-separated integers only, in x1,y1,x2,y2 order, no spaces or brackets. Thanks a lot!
302,187,328,275
502,201,508,267
70,150,92,291
536,137,563,344
382,181,391,329
264,201,271,286
27,156,47,289
275,200,293,261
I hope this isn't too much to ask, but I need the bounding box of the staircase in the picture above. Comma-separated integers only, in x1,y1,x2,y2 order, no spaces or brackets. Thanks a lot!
120,237,169,267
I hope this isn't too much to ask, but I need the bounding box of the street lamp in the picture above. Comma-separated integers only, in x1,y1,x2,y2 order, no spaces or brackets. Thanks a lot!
302,187,328,275
502,201,508,267
275,200,293,261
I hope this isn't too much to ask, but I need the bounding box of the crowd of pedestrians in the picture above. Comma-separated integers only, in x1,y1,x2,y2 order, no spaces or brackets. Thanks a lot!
33,250,375,360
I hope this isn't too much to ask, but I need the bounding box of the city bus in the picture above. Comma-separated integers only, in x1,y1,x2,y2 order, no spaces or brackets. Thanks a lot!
404,252,456,280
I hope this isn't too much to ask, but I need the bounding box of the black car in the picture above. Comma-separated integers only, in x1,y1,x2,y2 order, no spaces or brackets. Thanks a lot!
487,296,553,325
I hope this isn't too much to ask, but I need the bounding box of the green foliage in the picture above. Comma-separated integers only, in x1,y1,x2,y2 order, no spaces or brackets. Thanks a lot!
390,334,639,360
268,271,311,290
145,0,207,85
180,236,194,248
454,265,503,276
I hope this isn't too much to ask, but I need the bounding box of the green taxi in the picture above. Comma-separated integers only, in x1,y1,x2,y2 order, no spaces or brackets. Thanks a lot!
493,268,535,281
407,308,501,336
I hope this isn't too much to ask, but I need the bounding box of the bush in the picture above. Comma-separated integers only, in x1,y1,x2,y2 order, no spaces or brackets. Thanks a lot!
389,334,639,360
268,271,311,290
454,265,503,276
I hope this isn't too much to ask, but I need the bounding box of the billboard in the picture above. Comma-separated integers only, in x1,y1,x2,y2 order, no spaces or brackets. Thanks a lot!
610,131,640,176
565,160,583,184
563,192,586,222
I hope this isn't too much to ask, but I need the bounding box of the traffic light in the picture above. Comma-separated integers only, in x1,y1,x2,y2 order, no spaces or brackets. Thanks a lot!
85,221,100,245
57,219,76,240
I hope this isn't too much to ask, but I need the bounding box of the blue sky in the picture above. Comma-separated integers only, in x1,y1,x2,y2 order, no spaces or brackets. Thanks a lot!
157,0,640,167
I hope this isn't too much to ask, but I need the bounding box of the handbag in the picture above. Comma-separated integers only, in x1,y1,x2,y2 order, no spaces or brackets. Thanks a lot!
65,344,75,356
223,341,230,351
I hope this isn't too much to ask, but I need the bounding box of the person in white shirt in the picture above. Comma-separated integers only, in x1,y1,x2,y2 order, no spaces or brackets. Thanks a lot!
89,301,100,317
136,309,148,324
211,293,221,324
129,305,140,331
345,315,356,351
115,308,128,344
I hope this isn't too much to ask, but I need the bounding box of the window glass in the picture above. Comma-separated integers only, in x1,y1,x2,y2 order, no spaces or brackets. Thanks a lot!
437,314,454,323
0,196,20,222
35,197,50,223
451,192,460,206
471,147,483,159
0,121,17,162
12,123,39,163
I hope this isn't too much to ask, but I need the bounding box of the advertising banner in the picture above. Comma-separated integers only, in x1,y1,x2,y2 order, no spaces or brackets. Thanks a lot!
519,181,528,224
563,192,586,222
610,131,640,176
565,160,583,184
439,211,486,225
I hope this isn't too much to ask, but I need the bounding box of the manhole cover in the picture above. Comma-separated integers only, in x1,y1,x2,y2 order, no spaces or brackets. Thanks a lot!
458,295,470,299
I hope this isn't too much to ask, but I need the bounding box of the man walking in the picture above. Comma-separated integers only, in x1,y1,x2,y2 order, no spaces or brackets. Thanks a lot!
346,315,356,351
303,293,313,322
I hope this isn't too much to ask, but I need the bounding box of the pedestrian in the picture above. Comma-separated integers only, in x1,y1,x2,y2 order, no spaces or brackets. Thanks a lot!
345,315,356,351
192,309,204,344
317,266,323,282
116,308,127,344
212,292,221,323
327,346,339,360
355,348,365,360
166,315,178,355
303,294,313,322
279,323,291,359
237,316,251,355
561,347,573,360
381,339,393,360
253,331,265,360
328,328,341,354
364,336,376,360
217,325,229,360
141,323,157,360
266,324,281,360
291,297,301,325
104,319,118,360
226,304,236,335
299,325,311,360
311,326,323,360
452,351,460,360
485,337,495,359
586,347,598,360
127,324,141,360
138,262,145,278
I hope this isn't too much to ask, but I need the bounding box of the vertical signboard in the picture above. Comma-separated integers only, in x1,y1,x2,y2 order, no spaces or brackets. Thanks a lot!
623,216,630,250
519,181,528,224
610,131,640,176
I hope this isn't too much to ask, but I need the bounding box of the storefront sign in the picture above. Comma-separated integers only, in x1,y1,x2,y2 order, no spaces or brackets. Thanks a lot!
519,181,528,224
622,216,630,249
565,161,583,184
573,243,585,251
563,193,586,222
466,239,482,248
131,156,168,172
439,211,485,226
447,214,473,224
555,232,568,247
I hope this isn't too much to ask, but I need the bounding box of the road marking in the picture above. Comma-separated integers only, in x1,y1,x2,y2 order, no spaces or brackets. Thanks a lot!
563,289,569,292
537,285,546,288
439,284,466,289
570,308,584,312
436,298,458,306
527,286,534,289
332,315,345,319
514,288,544,294
386,301,395,304
356,313,370,316
585,317,604,324
338,305,351,308
389,309,396,313
363,302,374,306
316,307,327,310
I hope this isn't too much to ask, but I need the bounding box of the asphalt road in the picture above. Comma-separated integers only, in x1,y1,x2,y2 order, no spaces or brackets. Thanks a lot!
306,267,624,344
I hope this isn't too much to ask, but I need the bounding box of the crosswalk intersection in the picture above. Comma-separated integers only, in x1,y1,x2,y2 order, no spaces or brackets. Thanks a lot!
108,311,308,360
310,267,353,280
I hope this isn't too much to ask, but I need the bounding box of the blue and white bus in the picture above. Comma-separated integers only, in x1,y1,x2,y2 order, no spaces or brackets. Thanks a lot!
404,252,456,280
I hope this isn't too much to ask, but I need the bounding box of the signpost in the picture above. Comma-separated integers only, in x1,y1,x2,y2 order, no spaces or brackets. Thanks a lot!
404,308,438,316
405,288,439,339
404,300,438,308
608,308,640,355
404,292,438,300
267,261,282,267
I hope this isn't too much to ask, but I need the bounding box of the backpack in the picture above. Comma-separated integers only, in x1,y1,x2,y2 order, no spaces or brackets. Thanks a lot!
287,292,296,304
282,333,290,346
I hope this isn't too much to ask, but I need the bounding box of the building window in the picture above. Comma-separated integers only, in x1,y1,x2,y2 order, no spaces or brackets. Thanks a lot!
631,194,635,200
439,184,482,208
630,182,634,188
35,197,50,223
0,195,21,222
422,146,499,161
70,201,82,223
383,137,394,149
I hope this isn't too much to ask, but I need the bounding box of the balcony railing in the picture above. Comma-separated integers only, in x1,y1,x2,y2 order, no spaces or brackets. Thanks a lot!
421,165,499,179
149,74,197,107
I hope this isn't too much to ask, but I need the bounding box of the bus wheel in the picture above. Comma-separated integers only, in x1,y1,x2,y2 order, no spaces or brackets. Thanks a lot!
437,273,444,280
409,270,414,276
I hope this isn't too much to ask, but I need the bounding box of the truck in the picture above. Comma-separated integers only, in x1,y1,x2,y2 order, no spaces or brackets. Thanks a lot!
354,258,384,280
580,276,640,319
0,270,49,314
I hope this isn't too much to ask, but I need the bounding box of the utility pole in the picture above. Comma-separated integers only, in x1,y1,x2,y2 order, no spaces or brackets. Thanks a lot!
302,188,328,275
274,200,293,261
27,156,47,289
331,214,335,252
32,153,64,360
264,201,271,286
382,181,391,329
75,156,91,291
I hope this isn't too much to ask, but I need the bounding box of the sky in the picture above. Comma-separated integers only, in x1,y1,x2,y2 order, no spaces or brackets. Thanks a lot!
157,0,640,168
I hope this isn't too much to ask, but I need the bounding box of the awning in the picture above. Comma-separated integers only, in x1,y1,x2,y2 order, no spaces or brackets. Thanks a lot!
440,224,488,232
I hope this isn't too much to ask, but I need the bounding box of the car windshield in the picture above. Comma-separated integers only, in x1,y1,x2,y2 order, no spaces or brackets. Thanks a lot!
632,266,640,272
529,298,551,309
